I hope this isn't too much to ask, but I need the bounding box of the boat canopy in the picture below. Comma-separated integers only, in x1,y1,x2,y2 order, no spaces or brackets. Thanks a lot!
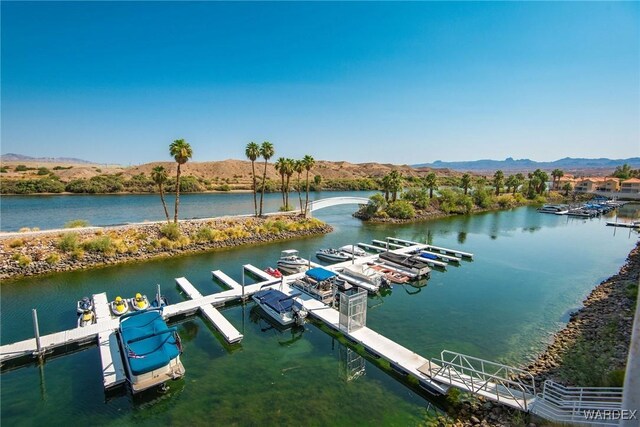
306,267,336,282
281,249,299,257
254,289,298,314
119,310,180,376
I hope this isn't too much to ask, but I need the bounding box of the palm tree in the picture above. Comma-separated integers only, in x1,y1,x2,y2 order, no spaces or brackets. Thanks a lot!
151,165,170,223
274,157,287,208
301,155,315,215
258,141,275,216
388,170,403,201
245,142,260,216
284,158,295,210
493,170,504,196
169,139,193,223
423,172,438,198
294,160,304,213
460,173,471,195
562,182,573,196
381,174,391,202
505,175,518,195
551,169,564,190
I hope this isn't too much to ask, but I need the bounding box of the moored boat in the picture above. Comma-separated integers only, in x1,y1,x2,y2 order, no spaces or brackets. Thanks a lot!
117,308,185,394
378,252,431,277
264,267,283,278
110,296,130,316
277,249,310,274
369,264,410,284
293,267,345,305
537,204,568,214
315,248,352,263
77,296,94,314
339,245,367,257
339,263,389,292
252,288,308,326
77,309,96,327
129,293,150,311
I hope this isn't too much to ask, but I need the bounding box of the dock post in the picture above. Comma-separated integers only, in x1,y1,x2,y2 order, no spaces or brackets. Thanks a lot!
352,244,355,264
241,268,245,300
156,284,161,306
32,308,43,361
386,237,389,252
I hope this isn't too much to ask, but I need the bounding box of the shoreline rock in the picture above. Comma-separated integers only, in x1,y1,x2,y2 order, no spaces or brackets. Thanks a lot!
0,216,333,281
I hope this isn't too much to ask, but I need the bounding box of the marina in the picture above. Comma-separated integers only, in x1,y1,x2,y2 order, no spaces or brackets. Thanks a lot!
1,203,637,425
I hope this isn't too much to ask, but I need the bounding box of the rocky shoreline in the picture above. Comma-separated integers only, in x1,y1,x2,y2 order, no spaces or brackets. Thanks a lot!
0,216,333,280
432,241,640,426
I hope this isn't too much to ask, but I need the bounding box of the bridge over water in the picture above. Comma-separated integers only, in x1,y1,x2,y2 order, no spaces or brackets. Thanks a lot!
306,196,370,216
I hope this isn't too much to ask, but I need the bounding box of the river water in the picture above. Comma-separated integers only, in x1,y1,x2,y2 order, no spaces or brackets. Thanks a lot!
1,193,638,426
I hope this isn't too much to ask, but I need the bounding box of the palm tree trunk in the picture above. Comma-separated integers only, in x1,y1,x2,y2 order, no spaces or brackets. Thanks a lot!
304,170,310,215
174,164,181,223
259,161,267,216
464,187,468,195
285,175,291,210
251,161,257,217
297,174,303,213
159,185,170,223
429,188,433,198
280,174,285,207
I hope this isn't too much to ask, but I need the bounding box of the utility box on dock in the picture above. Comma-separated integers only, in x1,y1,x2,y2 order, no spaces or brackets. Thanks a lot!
339,288,367,333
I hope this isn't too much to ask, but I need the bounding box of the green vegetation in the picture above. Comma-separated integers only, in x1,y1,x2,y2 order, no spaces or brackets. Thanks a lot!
151,166,171,223
612,163,639,180
82,236,112,253
0,177,65,194
169,138,193,223
45,253,60,265
52,165,72,170
14,164,30,172
258,141,275,216
385,200,416,219
64,219,90,228
8,239,25,248
13,254,32,267
37,167,51,175
160,222,181,241
245,141,261,216
0,166,8,173
57,232,79,252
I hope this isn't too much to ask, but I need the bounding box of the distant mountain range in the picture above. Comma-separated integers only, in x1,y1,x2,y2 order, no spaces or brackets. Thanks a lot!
0,153,95,164
413,157,640,172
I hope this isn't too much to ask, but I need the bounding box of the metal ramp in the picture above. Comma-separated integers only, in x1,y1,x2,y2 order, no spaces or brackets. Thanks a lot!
420,350,537,411
531,380,624,426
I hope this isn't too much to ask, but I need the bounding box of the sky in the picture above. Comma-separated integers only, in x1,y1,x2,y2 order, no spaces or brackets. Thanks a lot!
1,1,639,165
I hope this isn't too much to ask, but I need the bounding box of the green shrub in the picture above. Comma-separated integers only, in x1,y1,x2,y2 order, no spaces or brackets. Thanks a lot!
160,223,181,241
14,164,28,172
71,248,85,260
37,167,50,175
215,184,232,191
64,219,90,228
45,253,60,265
195,227,216,242
385,200,416,219
16,254,32,267
496,195,515,209
58,233,79,252
472,187,493,208
82,236,112,253
606,369,625,387
53,165,72,170
0,167,7,173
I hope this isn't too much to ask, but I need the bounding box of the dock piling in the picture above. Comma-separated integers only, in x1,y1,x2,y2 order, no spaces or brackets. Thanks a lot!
241,268,245,300
32,308,43,361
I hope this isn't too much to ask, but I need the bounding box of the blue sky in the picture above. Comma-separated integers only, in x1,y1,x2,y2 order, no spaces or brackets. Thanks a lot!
1,1,638,165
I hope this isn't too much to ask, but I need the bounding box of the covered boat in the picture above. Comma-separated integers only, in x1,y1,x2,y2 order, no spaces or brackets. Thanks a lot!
277,249,310,274
339,263,389,293
315,248,352,263
252,288,308,326
117,309,185,394
378,252,431,277
293,267,343,304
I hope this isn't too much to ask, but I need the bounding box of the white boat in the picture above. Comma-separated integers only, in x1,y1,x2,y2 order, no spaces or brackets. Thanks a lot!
76,296,93,314
292,267,344,305
129,293,150,311
110,296,130,316
277,249,310,274
117,308,185,394
339,245,367,257
77,309,95,327
316,248,352,263
339,263,389,293
537,204,568,214
252,288,308,326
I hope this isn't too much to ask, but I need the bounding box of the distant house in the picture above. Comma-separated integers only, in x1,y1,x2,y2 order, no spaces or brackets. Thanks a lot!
574,177,620,193
554,175,577,190
620,178,640,194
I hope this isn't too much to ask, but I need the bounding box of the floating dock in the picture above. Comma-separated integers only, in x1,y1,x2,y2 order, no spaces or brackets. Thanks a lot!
371,239,405,250
211,270,242,290
242,264,274,281
357,242,386,253
419,250,461,264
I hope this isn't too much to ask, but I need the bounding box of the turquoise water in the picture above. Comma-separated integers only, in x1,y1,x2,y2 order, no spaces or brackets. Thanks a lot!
0,191,374,231
1,199,638,426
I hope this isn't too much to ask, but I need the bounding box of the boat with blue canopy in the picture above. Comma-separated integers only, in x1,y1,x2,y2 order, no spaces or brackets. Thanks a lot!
117,308,185,394
252,288,308,326
293,267,349,305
